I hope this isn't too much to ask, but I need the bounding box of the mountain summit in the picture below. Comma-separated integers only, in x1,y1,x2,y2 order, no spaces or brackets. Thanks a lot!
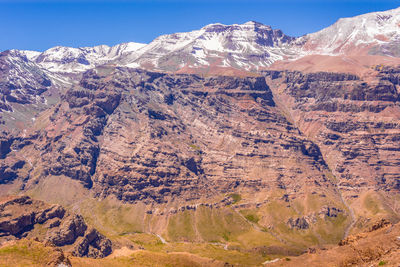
116,21,296,72
298,6,400,56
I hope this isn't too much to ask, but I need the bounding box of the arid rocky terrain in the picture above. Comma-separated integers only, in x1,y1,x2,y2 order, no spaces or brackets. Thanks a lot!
1,6,400,267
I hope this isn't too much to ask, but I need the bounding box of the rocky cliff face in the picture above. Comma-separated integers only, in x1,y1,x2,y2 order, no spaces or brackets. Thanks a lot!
0,195,112,258
264,68,400,232
0,67,339,208
265,69,400,194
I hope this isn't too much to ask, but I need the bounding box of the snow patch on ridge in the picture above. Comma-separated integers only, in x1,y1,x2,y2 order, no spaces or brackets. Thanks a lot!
298,6,400,55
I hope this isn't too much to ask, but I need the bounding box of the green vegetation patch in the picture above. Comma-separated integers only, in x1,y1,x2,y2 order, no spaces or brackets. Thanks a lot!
124,233,165,250
0,240,59,266
195,206,250,242
167,210,197,241
244,214,260,223
239,209,260,224
188,144,201,150
364,194,382,215
228,193,242,204
79,199,147,237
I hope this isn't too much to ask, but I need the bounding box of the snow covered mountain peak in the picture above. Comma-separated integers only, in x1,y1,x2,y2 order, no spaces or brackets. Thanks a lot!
20,42,146,74
299,6,400,56
201,21,270,31
243,20,263,26
115,21,296,72
3,7,400,78
0,50,54,112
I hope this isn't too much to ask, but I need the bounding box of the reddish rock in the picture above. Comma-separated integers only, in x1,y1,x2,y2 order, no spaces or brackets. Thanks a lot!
0,195,112,258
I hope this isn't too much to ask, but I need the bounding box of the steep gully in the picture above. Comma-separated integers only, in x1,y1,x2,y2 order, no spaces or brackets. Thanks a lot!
266,74,356,239
300,142,356,239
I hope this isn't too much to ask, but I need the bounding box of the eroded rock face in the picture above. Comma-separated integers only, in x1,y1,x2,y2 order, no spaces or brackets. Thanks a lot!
0,134,13,159
4,67,336,205
264,69,400,199
0,131,37,185
0,195,112,258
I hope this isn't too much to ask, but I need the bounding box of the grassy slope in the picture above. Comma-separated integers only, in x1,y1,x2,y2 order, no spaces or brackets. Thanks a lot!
349,190,400,235
77,193,351,265
0,240,225,267
22,176,362,266
0,240,63,267
72,250,225,267
3,188,398,266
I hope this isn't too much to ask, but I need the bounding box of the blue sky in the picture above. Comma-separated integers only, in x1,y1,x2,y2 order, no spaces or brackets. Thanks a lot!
1,0,400,51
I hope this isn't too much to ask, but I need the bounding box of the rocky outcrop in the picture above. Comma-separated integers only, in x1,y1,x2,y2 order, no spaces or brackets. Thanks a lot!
45,247,72,267
46,215,87,246
319,206,343,218
287,217,310,230
72,228,112,258
286,206,345,230
266,70,398,103
368,218,392,232
0,195,112,258
0,131,39,186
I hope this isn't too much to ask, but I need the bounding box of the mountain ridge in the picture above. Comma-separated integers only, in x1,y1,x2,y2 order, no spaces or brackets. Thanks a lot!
4,6,400,77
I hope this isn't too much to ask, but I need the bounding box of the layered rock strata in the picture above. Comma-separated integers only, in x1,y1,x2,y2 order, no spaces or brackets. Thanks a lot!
264,68,400,199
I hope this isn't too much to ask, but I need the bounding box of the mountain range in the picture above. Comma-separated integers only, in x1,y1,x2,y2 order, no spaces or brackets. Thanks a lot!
8,7,400,75
1,6,400,267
